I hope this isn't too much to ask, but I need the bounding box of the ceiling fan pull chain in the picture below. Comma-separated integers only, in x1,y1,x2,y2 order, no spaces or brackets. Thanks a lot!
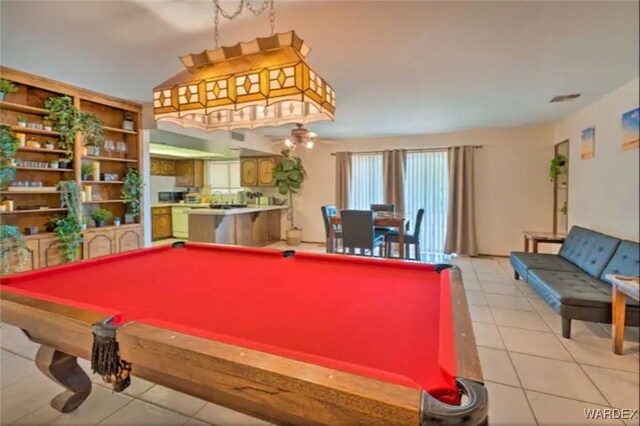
269,0,275,35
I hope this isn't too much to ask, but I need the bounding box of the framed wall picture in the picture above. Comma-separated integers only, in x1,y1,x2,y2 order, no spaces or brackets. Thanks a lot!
621,107,639,151
581,126,595,159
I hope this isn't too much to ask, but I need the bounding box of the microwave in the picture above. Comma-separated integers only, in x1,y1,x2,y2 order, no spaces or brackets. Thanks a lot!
185,194,201,204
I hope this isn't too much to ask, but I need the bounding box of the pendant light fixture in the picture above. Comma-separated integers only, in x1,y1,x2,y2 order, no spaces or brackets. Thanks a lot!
153,0,335,132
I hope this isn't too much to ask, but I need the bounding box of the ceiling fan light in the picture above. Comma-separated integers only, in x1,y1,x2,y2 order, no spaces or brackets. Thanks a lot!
305,141,314,149
284,138,293,147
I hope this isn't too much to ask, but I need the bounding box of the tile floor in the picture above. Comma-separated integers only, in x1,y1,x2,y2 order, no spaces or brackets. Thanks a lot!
1,243,638,425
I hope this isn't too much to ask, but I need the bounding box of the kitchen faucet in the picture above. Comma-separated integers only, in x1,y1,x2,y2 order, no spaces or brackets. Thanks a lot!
212,191,223,204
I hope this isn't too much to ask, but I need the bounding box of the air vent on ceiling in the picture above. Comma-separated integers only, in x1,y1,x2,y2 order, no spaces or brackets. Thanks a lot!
549,94,582,103
231,131,245,142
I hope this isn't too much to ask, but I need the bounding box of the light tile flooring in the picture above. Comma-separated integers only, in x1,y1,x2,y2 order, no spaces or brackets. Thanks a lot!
1,243,638,425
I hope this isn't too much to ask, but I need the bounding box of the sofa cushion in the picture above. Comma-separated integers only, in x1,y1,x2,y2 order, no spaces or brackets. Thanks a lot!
600,240,640,284
511,252,582,273
528,269,640,309
559,226,620,277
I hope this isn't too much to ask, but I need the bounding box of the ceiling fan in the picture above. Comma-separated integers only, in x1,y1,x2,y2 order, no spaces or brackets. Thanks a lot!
283,123,318,149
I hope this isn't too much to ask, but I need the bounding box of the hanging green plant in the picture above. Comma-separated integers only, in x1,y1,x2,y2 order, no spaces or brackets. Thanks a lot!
53,180,82,262
0,125,19,190
78,112,104,147
45,96,79,158
0,225,27,275
122,167,143,219
549,154,568,182
272,149,306,230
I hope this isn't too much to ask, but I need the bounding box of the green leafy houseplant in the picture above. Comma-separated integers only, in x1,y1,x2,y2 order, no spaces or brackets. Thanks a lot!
0,79,18,99
80,163,95,180
53,181,83,262
549,154,568,182
0,225,27,275
0,125,19,190
45,96,78,157
91,208,112,227
272,149,306,245
77,112,104,147
122,167,143,219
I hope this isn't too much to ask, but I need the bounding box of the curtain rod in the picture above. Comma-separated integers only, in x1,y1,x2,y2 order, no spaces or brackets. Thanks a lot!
329,145,483,156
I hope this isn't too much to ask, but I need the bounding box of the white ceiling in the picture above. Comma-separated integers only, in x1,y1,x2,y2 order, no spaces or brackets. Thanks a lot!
1,1,638,140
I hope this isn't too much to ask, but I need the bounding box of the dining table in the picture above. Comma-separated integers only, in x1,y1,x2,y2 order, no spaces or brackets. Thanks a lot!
328,212,407,259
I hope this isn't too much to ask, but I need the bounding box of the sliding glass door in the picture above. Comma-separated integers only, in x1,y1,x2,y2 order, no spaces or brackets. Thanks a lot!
405,151,449,254
349,153,383,210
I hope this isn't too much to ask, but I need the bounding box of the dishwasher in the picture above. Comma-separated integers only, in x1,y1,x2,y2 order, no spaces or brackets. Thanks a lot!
171,206,192,239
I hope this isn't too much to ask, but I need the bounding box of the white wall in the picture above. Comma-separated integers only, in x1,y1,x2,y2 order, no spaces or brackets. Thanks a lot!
294,124,556,256
553,78,639,242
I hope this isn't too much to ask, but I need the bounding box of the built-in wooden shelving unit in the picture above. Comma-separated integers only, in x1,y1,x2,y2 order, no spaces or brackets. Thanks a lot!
1,66,145,273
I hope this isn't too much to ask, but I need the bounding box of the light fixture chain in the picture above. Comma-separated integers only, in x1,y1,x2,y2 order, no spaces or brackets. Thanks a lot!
213,0,276,48
269,0,275,35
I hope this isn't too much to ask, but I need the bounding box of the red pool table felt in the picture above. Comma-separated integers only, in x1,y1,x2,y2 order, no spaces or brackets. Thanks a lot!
1,243,458,402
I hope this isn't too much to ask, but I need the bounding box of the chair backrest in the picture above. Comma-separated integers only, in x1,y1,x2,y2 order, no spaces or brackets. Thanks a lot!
412,208,425,237
371,204,395,212
341,210,376,251
321,205,338,238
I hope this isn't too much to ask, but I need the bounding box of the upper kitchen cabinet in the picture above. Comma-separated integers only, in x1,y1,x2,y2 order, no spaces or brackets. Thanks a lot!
241,158,258,186
209,161,241,189
175,160,204,187
241,156,280,187
150,158,176,176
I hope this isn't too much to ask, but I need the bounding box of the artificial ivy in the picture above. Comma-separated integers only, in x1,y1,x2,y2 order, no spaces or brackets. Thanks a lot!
122,167,143,218
0,225,26,275
53,180,83,262
0,125,19,190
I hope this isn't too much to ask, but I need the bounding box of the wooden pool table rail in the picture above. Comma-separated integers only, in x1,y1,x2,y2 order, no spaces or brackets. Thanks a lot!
0,265,486,425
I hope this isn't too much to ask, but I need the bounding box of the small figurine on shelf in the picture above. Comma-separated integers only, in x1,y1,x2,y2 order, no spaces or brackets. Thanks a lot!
16,116,27,128
122,112,135,132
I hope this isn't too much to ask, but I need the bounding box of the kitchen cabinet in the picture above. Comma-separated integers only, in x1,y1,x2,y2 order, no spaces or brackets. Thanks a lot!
83,229,116,260
175,160,204,187
267,210,282,242
152,207,173,241
5,239,39,274
150,158,176,176
241,158,258,186
39,236,67,268
115,226,143,252
209,161,242,189
171,206,192,239
257,157,276,186
251,211,269,246
229,162,241,188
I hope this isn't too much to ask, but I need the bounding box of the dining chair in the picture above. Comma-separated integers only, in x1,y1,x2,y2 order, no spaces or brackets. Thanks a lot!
340,210,385,257
370,204,395,234
321,205,342,253
385,208,425,261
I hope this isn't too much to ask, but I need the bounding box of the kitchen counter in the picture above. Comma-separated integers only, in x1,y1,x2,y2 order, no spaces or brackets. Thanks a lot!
151,203,210,208
187,205,288,215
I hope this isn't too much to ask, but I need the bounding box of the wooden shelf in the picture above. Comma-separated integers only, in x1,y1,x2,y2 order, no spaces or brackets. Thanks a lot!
1,190,59,195
82,156,138,163
17,146,68,155
102,125,138,135
82,180,124,184
83,199,129,204
0,208,67,215
1,124,61,137
15,166,74,172
0,101,47,115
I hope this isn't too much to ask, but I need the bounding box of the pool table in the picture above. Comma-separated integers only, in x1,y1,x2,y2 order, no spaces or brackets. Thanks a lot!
0,242,487,425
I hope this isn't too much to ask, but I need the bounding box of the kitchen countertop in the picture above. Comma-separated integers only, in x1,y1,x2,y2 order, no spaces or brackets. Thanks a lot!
151,203,210,208
187,205,289,215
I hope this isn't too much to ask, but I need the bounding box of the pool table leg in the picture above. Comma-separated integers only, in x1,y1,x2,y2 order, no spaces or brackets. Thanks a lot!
35,345,92,413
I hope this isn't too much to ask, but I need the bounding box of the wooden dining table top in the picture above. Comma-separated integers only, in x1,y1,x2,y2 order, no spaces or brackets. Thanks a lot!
329,212,406,225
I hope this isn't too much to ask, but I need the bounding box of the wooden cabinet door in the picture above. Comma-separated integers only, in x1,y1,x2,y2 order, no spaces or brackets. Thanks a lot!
152,213,172,240
150,158,161,175
192,160,204,187
209,163,229,188
175,160,193,186
115,226,142,253
251,211,269,246
4,239,39,274
83,230,116,260
268,210,281,242
241,159,258,186
39,236,67,268
160,160,175,176
229,162,241,188
257,158,276,186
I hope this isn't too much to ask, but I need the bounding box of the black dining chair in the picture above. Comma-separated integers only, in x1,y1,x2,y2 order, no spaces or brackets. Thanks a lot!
321,205,342,253
385,208,425,261
340,210,385,257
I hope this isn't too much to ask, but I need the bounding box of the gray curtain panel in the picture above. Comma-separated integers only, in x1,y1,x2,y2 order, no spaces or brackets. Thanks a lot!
383,149,407,214
445,146,478,256
335,152,352,211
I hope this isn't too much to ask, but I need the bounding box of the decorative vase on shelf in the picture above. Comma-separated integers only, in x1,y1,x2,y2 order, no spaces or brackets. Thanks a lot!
114,217,121,226
96,220,106,228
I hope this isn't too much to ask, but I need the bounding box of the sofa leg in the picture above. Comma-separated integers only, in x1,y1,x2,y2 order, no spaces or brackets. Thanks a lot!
514,271,520,280
562,318,572,339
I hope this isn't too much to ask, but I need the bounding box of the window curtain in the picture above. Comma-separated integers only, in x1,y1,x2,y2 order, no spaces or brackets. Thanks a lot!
444,146,478,256
335,152,352,211
383,149,407,214
349,153,383,209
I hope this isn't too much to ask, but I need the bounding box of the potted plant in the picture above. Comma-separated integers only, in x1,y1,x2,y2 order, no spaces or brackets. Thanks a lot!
81,216,88,230
80,163,94,180
16,116,27,127
91,208,112,228
0,225,27,274
122,167,143,221
43,120,53,132
549,154,568,182
0,125,19,190
53,181,83,262
0,79,18,102
77,112,104,147
45,140,55,150
114,217,122,226
272,149,306,246
45,96,78,158
50,160,59,169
